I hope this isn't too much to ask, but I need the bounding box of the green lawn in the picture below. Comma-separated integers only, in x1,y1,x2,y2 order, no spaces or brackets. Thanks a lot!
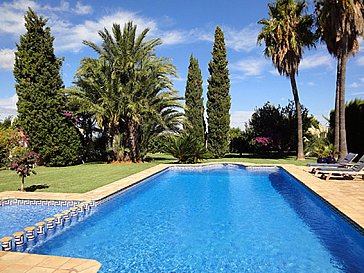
0,153,315,193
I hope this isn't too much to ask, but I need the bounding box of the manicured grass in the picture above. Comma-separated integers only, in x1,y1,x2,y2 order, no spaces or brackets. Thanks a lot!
0,153,315,193
0,162,163,193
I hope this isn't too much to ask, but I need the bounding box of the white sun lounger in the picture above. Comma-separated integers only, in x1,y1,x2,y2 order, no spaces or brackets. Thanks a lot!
315,155,364,180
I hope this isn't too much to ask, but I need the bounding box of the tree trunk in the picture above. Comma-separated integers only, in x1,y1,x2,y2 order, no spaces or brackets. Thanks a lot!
21,176,24,192
289,73,305,160
100,120,109,161
334,58,341,158
127,119,139,163
338,54,348,159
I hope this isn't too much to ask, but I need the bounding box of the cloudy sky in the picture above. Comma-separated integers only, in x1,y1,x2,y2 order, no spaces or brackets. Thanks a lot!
0,0,363,127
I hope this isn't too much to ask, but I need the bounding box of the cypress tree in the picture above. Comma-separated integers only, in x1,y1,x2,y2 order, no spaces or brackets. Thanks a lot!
14,8,82,166
206,26,231,158
185,54,205,145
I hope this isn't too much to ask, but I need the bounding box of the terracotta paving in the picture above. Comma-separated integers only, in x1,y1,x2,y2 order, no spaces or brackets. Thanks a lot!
1,162,364,272
0,252,101,273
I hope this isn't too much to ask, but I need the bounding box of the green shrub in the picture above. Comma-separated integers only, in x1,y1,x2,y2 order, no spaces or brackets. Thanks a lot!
163,133,210,163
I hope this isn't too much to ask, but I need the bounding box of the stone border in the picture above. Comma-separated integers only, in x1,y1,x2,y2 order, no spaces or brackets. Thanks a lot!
0,198,82,207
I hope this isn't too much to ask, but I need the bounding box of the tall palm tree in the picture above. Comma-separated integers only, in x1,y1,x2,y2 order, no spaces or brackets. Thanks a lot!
315,0,364,159
258,0,315,160
83,22,181,162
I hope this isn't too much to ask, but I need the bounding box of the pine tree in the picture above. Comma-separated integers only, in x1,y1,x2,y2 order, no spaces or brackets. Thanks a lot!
14,8,82,166
206,26,231,158
185,55,205,145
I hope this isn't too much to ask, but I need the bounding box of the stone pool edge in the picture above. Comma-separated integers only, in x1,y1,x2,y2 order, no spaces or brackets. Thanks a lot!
1,162,364,273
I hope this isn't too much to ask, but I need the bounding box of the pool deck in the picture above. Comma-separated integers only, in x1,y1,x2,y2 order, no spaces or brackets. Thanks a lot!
1,162,364,272
0,251,101,273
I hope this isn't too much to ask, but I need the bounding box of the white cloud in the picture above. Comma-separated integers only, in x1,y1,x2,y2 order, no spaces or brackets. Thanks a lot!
0,0,94,38
350,82,360,88
0,0,38,36
160,30,188,46
0,94,17,120
0,94,17,109
231,58,267,77
300,54,333,70
230,111,253,129
53,11,157,52
43,0,70,12
0,0,261,53
224,25,259,52
349,91,364,96
0,49,15,70
193,25,259,52
42,0,92,15
74,1,93,15
360,77,364,83
268,69,280,76
157,24,260,51
357,56,364,66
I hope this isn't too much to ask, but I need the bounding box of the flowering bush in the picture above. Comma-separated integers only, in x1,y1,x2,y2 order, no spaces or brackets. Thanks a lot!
64,112,80,124
7,129,39,191
251,136,273,153
9,150,38,174
255,137,271,146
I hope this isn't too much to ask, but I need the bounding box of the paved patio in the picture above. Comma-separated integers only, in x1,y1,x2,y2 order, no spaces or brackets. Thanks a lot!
0,251,101,273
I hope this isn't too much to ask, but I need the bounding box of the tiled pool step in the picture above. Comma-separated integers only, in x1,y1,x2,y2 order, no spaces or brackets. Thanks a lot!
0,201,95,252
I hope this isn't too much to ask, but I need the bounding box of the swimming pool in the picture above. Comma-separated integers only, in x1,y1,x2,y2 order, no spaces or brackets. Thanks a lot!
26,165,364,272
0,203,68,238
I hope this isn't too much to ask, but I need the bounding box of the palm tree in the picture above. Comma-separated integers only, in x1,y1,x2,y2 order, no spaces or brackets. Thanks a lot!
315,0,364,159
83,22,181,162
69,58,123,160
138,70,184,158
258,0,315,160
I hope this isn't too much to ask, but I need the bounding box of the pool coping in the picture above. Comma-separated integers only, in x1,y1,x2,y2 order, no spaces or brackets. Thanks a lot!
1,162,364,272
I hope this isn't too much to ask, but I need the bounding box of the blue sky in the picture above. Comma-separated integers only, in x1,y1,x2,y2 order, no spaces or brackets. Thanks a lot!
0,0,363,128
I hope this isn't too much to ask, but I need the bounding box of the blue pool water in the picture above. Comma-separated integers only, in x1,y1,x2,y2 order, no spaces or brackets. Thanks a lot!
29,165,364,272
0,204,68,238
